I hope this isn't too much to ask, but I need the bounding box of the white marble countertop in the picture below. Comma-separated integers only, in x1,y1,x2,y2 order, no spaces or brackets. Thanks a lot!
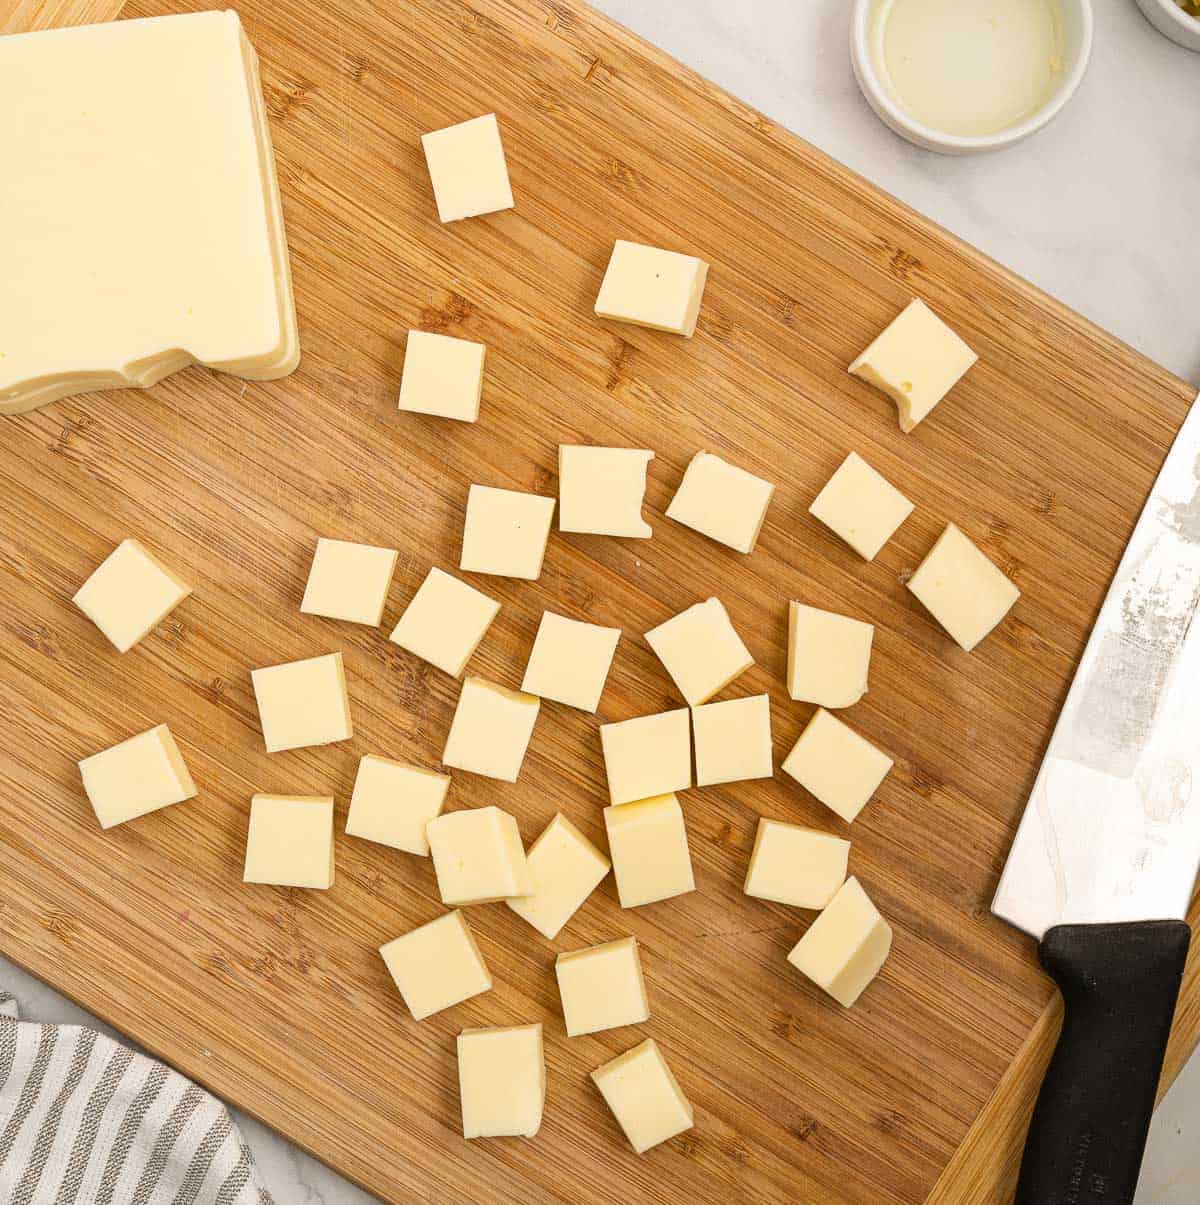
3,2,1197,1202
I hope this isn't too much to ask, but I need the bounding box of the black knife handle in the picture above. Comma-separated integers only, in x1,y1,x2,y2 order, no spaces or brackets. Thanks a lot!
1015,919,1191,1205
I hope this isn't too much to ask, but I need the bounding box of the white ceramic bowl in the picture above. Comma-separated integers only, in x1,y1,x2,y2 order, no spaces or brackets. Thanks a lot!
1136,0,1200,51
850,0,1094,155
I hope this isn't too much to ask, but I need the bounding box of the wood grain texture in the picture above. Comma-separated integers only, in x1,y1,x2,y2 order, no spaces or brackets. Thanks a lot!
1,0,1197,1202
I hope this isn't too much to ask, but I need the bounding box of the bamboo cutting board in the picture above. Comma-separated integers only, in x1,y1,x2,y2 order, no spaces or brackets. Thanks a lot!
2,0,1198,1201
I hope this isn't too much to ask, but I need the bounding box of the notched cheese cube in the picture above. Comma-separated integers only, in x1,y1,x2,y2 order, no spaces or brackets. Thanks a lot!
521,611,620,713
849,299,977,432
744,818,850,909
599,710,692,805
300,537,398,626
558,444,654,538
443,676,540,782
73,539,191,653
809,452,914,561
692,693,773,786
426,805,533,905
787,602,874,708
389,566,500,677
787,877,892,1007
645,597,753,706
908,523,1020,652
507,814,611,939
398,330,486,422
243,794,335,889
379,909,492,1020
250,652,353,753
591,1039,694,1154
457,1024,544,1139
460,484,556,580
782,709,893,824
594,240,709,337
78,724,197,829
604,794,695,908
345,755,450,856
420,113,514,224
556,936,649,1037
665,451,775,554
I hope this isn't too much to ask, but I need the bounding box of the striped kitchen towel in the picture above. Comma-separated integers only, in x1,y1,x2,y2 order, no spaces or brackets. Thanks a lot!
0,993,274,1205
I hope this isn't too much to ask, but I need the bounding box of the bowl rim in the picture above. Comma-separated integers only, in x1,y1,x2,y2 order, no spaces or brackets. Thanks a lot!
1140,0,1200,38
850,0,1095,152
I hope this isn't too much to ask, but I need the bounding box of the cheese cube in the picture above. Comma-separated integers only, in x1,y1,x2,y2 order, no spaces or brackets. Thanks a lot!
556,937,650,1037
787,877,892,1007
389,566,500,677
558,445,654,538
692,694,773,786
645,597,753,706
345,756,450,856
908,523,1020,652
849,299,977,432
665,451,775,554
809,452,914,561
379,909,492,1020
426,806,533,905
599,710,692,806
604,794,695,908
520,611,620,712
243,794,335,889
782,709,893,823
744,818,850,909
591,1039,694,1154
398,330,486,422
594,240,709,337
442,677,540,782
78,724,197,829
250,652,353,753
73,539,191,653
300,538,398,626
787,603,874,708
457,1025,544,1139
507,814,611,939
460,484,556,580
420,113,514,224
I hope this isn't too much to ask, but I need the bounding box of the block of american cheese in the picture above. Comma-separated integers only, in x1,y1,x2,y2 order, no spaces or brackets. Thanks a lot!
345,755,450,856
646,597,753,706
599,710,692,805
556,937,650,1037
443,677,540,782
787,877,892,1007
243,794,335,889
849,299,977,432
692,694,773,786
787,603,874,708
457,1025,544,1139
591,1039,694,1154
461,484,556,580
558,445,654,537
908,523,1020,651
0,11,298,415
594,241,709,337
421,113,514,224
666,452,775,554
507,814,611,939
389,567,500,677
809,452,914,561
782,709,893,823
604,795,695,908
398,330,486,422
250,652,353,753
521,611,621,712
73,539,192,653
78,724,197,829
300,538,398,626
744,818,850,909
426,806,533,905
379,909,492,1020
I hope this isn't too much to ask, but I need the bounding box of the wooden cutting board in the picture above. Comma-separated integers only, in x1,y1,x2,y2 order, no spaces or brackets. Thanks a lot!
2,0,1198,1201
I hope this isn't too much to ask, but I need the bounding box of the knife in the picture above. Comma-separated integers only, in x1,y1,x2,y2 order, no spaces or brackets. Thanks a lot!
993,394,1200,1204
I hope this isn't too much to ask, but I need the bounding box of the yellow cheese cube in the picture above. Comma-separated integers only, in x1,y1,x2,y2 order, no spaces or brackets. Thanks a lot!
594,240,709,337
604,795,695,908
599,710,692,806
645,597,753,706
808,452,913,561
507,813,611,939
558,445,654,537
300,537,398,626
744,818,850,909
786,602,874,708
520,611,620,713
849,299,977,432
398,330,486,422
420,113,514,224
379,909,492,1020
73,539,191,653
426,806,533,905
460,484,556,580
243,794,334,889
665,451,775,554
787,877,892,1007
250,652,353,753
78,724,197,829
442,677,540,782
556,936,649,1037
692,694,773,786
389,566,500,677
345,755,450,856
908,523,1020,651
591,1039,694,1154
457,1024,544,1139
781,709,893,824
